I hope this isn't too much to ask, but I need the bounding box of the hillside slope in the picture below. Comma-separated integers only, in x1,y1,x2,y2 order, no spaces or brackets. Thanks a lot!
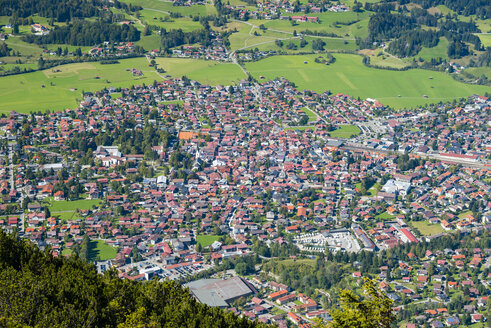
0,230,269,328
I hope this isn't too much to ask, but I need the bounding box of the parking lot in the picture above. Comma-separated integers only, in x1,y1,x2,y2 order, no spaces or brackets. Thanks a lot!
294,229,361,253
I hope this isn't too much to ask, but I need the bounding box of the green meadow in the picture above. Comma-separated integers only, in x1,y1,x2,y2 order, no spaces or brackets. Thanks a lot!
0,57,246,113
88,240,118,261
196,234,221,247
246,54,490,108
139,9,203,32
154,57,247,85
410,221,444,236
477,34,491,47
329,124,361,138
119,0,216,16
464,67,491,80
47,198,101,212
0,58,162,113
417,37,449,61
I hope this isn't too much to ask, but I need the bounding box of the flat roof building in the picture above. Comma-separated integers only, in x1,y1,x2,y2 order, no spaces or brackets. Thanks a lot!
185,277,255,308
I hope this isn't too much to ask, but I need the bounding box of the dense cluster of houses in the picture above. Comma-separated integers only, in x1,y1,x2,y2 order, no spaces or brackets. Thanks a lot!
0,76,489,326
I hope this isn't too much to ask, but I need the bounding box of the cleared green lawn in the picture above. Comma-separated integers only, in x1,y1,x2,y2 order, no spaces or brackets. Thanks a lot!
139,9,203,32
369,54,411,69
120,0,216,16
376,212,396,220
417,37,449,61
367,182,380,196
245,54,490,108
136,34,162,51
0,58,162,113
284,126,315,131
88,240,117,261
5,37,45,57
251,10,370,38
249,36,357,53
329,124,361,138
477,34,491,47
196,235,221,247
458,210,473,219
47,198,101,212
154,58,247,85
464,67,491,79
302,107,317,121
410,221,444,236
0,57,245,113
52,211,77,221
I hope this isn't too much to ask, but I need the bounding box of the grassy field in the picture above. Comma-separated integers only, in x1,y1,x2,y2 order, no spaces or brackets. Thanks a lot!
5,37,45,58
196,235,221,247
248,10,370,38
0,57,245,113
46,198,101,212
477,34,491,47
375,212,396,220
0,58,162,113
136,34,162,51
139,9,203,32
245,54,490,108
275,258,316,267
417,37,449,61
52,211,78,221
368,53,411,69
464,67,491,80
367,182,380,196
458,210,473,219
88,240,118,262
120,0,216,16
284,126,315,131
410,221,444,236
329,124,361,138
302,107,317,121
154,58,247,85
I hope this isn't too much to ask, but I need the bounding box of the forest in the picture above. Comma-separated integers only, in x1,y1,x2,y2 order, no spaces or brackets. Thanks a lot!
394,0,490,19
23,20,141,46
368,11,484,59
160,28,212,52
0,0,139,22
0,0,102,21
0,42,10,57
0,230,269,328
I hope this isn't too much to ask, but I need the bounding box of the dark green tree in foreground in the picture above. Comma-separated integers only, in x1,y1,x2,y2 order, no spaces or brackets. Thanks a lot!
319,277,396,328
0,230,268,328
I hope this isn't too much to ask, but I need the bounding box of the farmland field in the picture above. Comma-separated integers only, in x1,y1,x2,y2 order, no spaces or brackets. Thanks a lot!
0,57,245,113
0,58,161,113
139,9,203,32
245,54,490,108
154,58,247,84
119,0,216,16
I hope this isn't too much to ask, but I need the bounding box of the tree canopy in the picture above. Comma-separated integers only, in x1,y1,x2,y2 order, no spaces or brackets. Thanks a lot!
324,278,396,328
0,230,269,328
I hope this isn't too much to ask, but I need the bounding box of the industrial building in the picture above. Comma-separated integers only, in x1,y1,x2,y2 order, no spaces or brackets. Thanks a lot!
185,276,256,308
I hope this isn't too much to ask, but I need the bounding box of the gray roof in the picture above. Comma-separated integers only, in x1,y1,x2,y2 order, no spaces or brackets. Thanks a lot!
185,277,253,308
